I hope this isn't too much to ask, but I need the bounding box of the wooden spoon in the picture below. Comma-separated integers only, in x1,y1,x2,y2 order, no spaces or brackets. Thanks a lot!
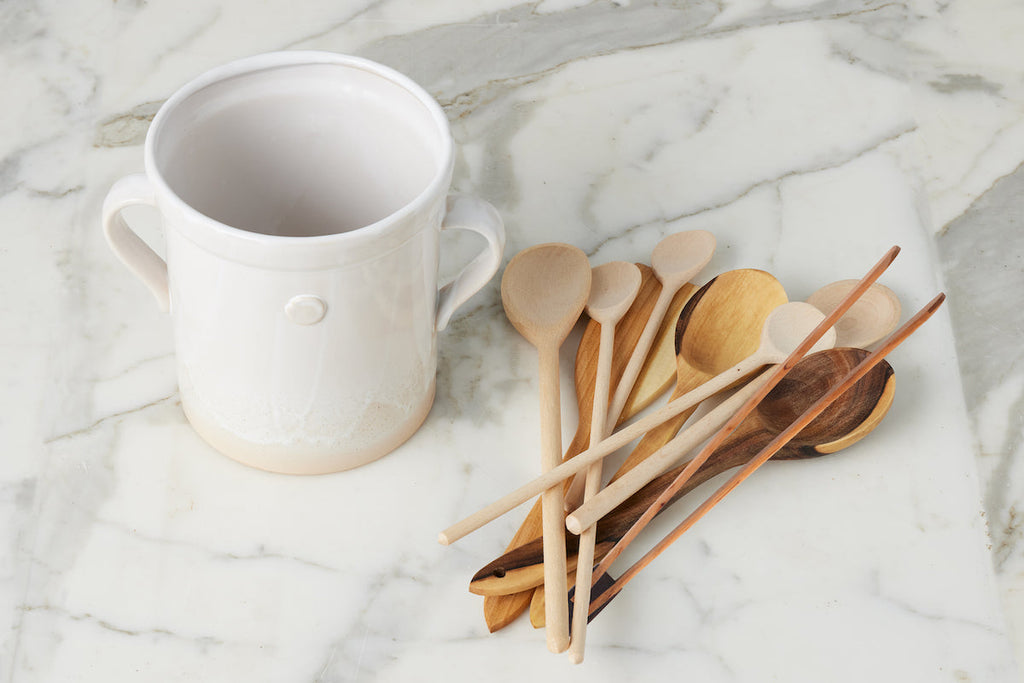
568,261,641,664
470,348,894,599
565,230,715,507
807,280,901,349
481,265,692,632
610,269,788,480
500,243,591,653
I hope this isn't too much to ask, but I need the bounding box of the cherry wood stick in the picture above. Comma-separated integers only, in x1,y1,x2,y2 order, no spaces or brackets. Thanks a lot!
537,343,570,653
589,246,900,585
588,292,945,616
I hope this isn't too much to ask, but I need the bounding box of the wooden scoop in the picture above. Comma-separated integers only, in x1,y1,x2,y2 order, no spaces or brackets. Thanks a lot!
471,348,894,599
480,265,692,632
500,243,591,653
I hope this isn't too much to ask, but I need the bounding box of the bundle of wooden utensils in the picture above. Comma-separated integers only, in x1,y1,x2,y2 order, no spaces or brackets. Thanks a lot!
439,232,945,664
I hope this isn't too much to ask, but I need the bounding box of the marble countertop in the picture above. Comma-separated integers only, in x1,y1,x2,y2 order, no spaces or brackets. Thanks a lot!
4,1,1024,681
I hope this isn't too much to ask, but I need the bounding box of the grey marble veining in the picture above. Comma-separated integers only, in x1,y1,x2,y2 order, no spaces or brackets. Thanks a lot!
3,0,1024,680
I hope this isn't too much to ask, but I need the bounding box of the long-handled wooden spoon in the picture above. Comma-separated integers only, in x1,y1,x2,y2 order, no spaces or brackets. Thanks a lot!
567,261,641,664
588,291,943,617
482,264,690,632
500,243,591,653
563,230,716,507
473,347,894,602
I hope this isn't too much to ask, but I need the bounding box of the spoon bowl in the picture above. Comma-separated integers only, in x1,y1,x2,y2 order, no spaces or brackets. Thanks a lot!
500,242,592,654
807,280,901,349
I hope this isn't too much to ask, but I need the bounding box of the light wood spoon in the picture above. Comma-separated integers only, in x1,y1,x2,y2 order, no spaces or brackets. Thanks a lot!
500,243,591,653
565,230,715,507
807,279,901,348
568,261,641,664
480,265,691,632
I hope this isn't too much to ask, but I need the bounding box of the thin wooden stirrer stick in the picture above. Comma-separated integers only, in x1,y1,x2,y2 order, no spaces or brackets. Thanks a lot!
589,246,900,586
588,292,946,617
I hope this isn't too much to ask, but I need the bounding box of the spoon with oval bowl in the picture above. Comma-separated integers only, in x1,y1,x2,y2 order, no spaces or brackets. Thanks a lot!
568,261,641,664
473,347,894,603
607,269,788,484
500,243,591,653
563,230,716,506
808,279,901,348
481,264,692,632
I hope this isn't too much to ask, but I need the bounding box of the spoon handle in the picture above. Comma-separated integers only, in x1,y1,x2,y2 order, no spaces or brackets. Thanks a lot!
537,343,570,653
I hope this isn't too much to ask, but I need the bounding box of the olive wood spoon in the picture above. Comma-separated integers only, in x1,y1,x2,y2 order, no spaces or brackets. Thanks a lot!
565,230,715,507
589,291,944,617
472,348,894,599
500,243,591,653
568,261,641,664
441,270,786,547
481,264,691,632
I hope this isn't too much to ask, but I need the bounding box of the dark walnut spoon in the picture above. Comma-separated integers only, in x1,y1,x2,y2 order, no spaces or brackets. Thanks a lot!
469,347,894,598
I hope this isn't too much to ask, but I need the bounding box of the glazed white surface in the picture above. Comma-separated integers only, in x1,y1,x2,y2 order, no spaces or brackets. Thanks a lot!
4,1,1024,681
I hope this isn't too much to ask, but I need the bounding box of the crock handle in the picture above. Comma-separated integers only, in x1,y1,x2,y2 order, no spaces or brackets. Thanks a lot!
102,174,170,313
436,194,506,331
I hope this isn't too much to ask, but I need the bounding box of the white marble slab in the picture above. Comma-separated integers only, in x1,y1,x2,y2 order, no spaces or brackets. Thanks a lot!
3,1,1023,681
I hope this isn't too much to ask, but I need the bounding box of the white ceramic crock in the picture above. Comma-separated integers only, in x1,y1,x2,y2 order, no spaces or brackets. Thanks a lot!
102,52,505,474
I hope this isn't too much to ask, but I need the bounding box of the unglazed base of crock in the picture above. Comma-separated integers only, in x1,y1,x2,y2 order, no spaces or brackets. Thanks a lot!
180,382,435,475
